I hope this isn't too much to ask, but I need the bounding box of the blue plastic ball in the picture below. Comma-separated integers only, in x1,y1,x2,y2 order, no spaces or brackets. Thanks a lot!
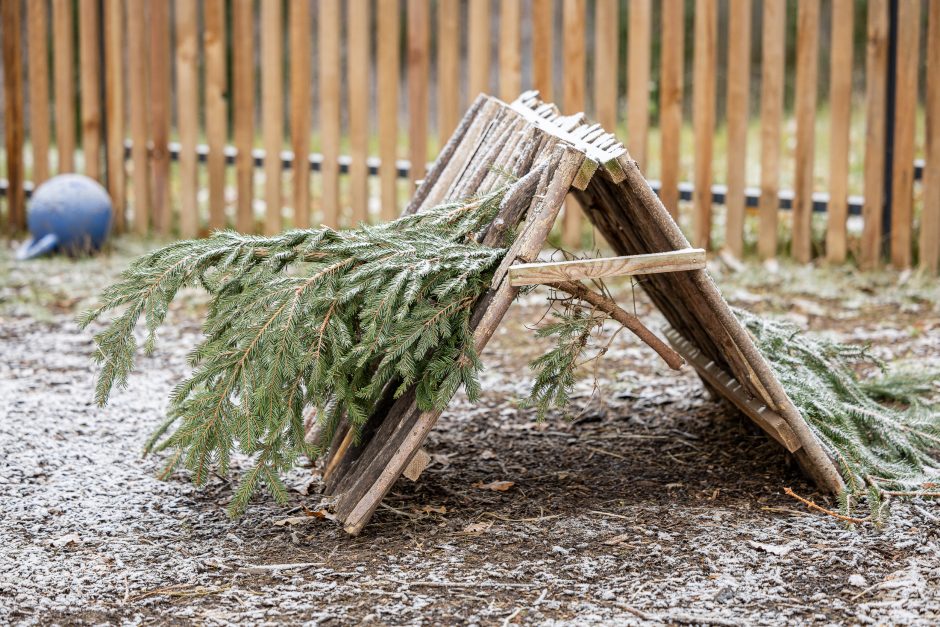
19,174,113,259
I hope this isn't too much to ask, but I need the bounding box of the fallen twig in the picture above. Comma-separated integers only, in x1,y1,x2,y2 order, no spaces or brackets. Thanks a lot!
783,487,869,524
239,561,325,574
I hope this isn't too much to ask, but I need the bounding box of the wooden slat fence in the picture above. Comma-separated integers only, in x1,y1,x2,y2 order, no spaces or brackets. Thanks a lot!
1,0,938,273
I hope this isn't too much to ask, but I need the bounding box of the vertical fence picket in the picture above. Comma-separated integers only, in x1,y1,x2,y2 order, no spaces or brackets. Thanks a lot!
233,0,255,233
319,0,341,228
150,0,171,234
27,0,51,187
205,0,227,230
792,0,820,264
499,0,521,102
724,0,751,259
128,0,150,234
594,0,618,132
827,0,854,264
889,0,920,270
692,0,717,249
79,0,102,181
104,0,126,232
176,0,199,238
437,0,460,140
923,1,940,274
52,0,75,173
861,0,889,270
378,0,399,221
289,0,310,228
660,0,684,219
468,0,491,100
262,0,283,234
758,0,785,260
562,0,585,248
2,0,24,232
627,0,650,170
408,0,430,187
348,0,370,225
531,0,553,101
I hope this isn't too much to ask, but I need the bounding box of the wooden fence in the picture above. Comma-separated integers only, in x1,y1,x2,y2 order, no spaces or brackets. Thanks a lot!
1,1,938,272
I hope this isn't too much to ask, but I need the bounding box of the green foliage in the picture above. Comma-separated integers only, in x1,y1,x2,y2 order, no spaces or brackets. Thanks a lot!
80,187,509,515
739,310,940,520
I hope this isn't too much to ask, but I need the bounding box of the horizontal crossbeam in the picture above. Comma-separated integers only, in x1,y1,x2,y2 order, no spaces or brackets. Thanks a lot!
508,248,706,287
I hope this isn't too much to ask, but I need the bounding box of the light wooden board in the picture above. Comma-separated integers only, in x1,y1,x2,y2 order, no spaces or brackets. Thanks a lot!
437,0,460,141
659,0,684,218
233,0,255,233
348,0,369,226
826,0,854,264
508,249,706,287
177,0,199,238
288,0,310,228
205,0,228,230
378,0,399,221
724,0,751,260
104,0,125,231
758,0,785,260
150,0,171,234
923,1,940,274
499,0,521,102
320,0,341,228
562,0,586,248
262,0,284,234
792,0,819,264
79,0,102,181
53,0,75,173
626,0,650,170
692,0,717,250
531,0,554,101
594,0,618,133
127,0,150,234
889,0,921,270
27,0,51,186
861,0,888,270
408,0,430,187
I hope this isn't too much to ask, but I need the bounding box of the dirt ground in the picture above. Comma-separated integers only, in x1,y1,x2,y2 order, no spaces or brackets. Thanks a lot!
2,239,940,626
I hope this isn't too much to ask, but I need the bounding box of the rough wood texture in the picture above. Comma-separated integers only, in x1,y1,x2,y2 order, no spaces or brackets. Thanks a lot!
509,249,706,287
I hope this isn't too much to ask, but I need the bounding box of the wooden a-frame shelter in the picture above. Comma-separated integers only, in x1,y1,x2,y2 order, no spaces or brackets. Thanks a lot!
311,92,845,535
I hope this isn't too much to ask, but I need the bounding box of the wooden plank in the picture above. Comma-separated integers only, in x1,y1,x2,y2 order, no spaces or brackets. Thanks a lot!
378,0,399,221
262,0,283,234
127,0,150,234
792,0,819,264
348,0,369,225
594,0,618,132
104,0,125,232
665,329,801,453
626,0,650,169
499,0,521,102
923,0,940,274
758,0,785,260
2,0,25,232
467,0,491,100
319,0,341,228
437,0,460,140
27,0,51,186
176,0,199,238
52,0,75,173
233,0,255,233
724,0,751,259
150,0,171,234
79,0,102,181
508,249,707,287
889,0,920,270
290,0,310,229
692,0,717,250
826,0,854,264
860,0,888,270
408,0,430,187
531,0,553,101
205,0,228,230
659,0,684,218
562,0,586,248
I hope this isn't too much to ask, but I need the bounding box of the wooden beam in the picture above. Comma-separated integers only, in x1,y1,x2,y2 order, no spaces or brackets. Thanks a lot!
508,249,706,287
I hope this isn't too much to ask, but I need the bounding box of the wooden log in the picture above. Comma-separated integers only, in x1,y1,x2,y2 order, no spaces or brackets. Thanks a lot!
508,249,706,286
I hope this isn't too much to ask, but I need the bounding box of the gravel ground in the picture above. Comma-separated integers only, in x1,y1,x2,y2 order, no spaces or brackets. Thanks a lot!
2,240,940,625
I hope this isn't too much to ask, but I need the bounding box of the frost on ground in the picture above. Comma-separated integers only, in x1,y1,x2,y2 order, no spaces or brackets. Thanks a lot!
1,241,940,625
